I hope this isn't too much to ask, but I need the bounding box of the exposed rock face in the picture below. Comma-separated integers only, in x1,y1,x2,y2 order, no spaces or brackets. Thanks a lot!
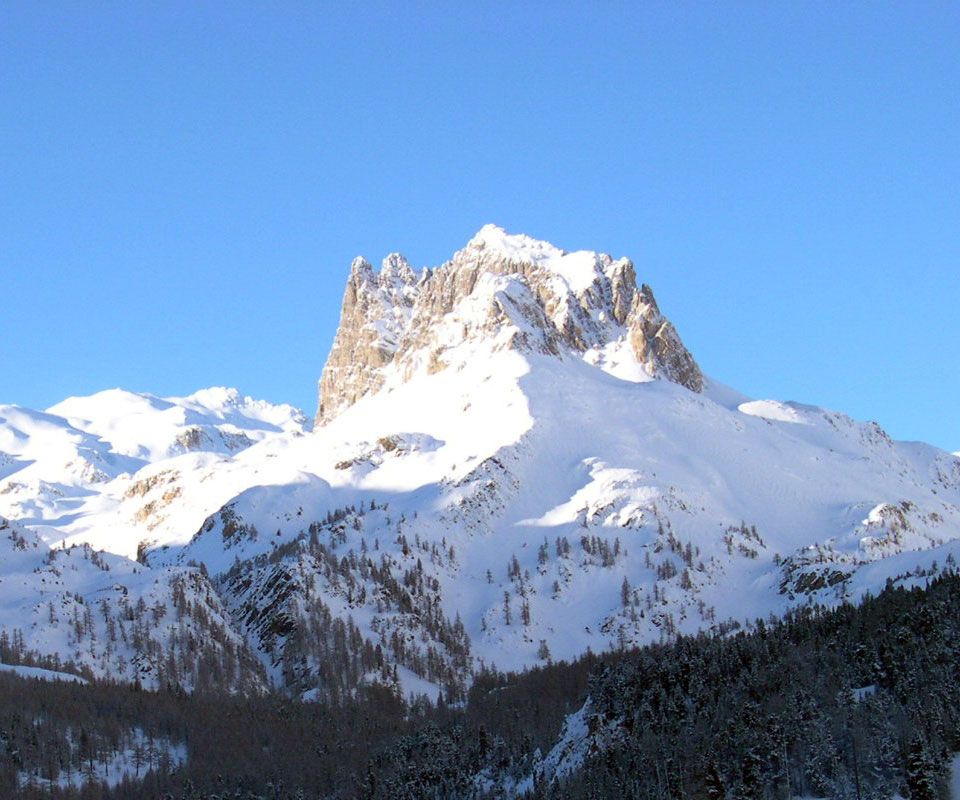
316,254,419,421
316,225,702,424
628,285,704,393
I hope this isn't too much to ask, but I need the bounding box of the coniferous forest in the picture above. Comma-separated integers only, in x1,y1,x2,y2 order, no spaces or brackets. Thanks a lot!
2,574,959,799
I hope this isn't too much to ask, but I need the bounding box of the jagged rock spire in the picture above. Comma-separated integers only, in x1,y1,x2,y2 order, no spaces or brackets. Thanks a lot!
316,254,419,422
629,284,704,393
316,226,702,424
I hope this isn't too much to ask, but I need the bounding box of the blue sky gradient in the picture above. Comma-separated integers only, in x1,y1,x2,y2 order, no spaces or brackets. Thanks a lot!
2,4,958,449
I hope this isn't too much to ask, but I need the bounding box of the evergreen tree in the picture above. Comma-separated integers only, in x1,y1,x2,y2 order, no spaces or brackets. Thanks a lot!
905,738,938,800
705,760,726,799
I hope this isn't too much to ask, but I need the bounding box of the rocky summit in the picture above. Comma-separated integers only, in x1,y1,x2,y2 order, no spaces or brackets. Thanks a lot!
316,225,702,424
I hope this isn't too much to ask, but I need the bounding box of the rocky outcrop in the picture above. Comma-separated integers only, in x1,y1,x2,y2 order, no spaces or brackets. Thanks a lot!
316,254,419,421
316,225,703,424
627,285,703,393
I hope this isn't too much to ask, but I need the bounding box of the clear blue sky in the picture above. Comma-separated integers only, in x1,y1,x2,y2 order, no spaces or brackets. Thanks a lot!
2,4,958,450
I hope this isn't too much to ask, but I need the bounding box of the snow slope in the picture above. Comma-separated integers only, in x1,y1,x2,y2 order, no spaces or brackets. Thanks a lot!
0,663,88,684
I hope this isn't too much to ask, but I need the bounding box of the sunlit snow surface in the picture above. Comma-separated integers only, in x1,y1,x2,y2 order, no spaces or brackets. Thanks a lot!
738,399,809,424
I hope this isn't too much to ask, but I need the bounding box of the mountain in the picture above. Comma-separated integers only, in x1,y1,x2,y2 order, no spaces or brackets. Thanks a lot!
1,226,959,703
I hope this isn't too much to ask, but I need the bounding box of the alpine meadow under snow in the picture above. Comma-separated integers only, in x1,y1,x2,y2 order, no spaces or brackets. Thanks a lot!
1,227,959,794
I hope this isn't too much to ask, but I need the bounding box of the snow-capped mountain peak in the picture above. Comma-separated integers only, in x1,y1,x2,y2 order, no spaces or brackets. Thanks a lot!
2,226,959,708
316,226,702,424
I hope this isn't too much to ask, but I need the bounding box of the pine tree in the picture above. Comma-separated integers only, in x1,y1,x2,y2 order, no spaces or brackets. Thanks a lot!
705,760,726,799
735,746,765,800
905,738,938,800
537,640,551,661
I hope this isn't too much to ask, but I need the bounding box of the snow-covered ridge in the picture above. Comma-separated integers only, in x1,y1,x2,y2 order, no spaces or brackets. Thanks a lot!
48,386,307,460
0,388,308,557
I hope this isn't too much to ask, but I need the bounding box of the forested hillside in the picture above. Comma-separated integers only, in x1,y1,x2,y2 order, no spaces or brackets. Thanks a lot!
3,572,959,798
542,573,960,799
